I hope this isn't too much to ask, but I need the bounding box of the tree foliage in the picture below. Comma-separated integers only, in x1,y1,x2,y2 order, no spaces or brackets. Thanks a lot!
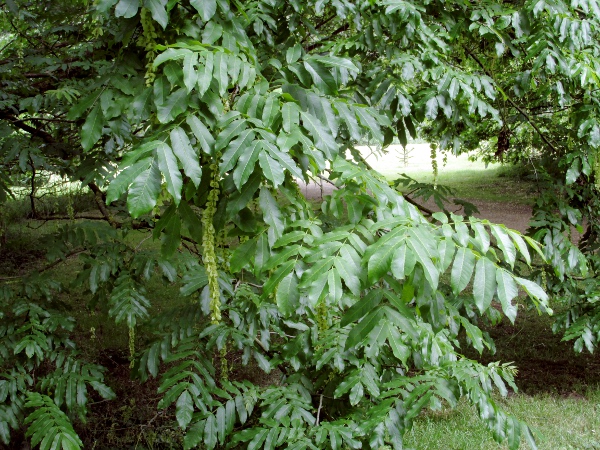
0,0,597,448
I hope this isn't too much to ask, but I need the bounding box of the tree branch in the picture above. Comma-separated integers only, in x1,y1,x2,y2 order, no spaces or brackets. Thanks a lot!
88,182,117,228
464,47,560,154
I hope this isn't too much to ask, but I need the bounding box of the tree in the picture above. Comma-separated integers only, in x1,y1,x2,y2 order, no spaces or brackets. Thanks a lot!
1,0,596,448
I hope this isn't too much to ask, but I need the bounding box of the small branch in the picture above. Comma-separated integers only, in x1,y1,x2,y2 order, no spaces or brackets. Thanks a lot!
316,394,324,426
464,47,560,154
35,214,107,221
0,249,86,281
87,183,117,227
316,174,336,186
306,24,349,52
405,195,434,216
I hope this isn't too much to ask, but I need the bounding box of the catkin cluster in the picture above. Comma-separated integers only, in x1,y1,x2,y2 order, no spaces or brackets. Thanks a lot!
430,145,438,189
595,150,600,190
128,325,135,368
203,161,222,324
138,8,158,86
316,299,328,332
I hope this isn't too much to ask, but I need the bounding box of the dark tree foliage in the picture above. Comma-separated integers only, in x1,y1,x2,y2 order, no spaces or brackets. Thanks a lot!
0,0,596,448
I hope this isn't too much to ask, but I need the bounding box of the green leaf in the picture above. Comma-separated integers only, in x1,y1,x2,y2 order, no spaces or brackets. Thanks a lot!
191,0,217,21
184,421,205,450
470,219,490,253
157,88,188,123
153,48,191,67
328,269,343,303
345,307,385,350
156,142,183,204
473,257,497,313
263,260,295,296
170,127,202,187
115,0,139,18
180,266,208,296
286,44,302,64
81,104,103,151
216,119,247,152
312,55,359,73
390,244,416,280
281,102,300,133
507,230,531,266
349,381,364,406
204,413,217,450
259,187,285,239
451,247,475,295
335,252,361,296
230,238,256,273
514,276,548,302
408,235,439,290
496,269,518,323
145,0,168,28
176,390,194,429
303,60,337,94
276,272,299,317
233,140,261,189
506,416,522,450
220,129,255,173
106,157,153,204
127,161,162,218
258,152,285,188
198,52,214,95
183,51,198,92
213,51,228,96
368,243,396,284
341,290,383,327
387,325,411,365
258,143,298,178
300,111,337,158
490,225,517,268
187,115,215,155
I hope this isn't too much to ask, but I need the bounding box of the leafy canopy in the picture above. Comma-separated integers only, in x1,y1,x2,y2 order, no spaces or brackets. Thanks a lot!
2,0,599,448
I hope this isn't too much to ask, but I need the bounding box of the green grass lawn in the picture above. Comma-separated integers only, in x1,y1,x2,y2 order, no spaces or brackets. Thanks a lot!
362,144,540,205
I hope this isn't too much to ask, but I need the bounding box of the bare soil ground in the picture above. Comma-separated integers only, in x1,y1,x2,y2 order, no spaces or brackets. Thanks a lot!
300,180,532,232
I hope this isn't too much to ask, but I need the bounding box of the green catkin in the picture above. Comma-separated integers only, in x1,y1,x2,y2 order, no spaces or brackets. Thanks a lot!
316,299,328,332
595,149,600,191
430,144,438,189
203,160,221,324
128,326,135,368
540,269,547,291
66,193,74,221
220,344,228,381
138,8,158,86
216,227,228,271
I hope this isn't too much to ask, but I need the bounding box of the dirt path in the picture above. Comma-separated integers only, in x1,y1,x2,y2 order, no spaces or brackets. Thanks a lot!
300,181,533,232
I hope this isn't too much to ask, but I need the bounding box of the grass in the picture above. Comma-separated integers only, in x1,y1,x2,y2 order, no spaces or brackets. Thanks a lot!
405,391,600,450
361,144,540,205
401,300,600,449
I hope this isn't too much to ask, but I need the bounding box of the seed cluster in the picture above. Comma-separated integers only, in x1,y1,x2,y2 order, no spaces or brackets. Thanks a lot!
128,325,135,368
430,144,438,190
595,151,600,190
138,8,158,86
203,161,222,324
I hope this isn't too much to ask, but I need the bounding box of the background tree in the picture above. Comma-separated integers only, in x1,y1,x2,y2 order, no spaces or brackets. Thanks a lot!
1,0,596,448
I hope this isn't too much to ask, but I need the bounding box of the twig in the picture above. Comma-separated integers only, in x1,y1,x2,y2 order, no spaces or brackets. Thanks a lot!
135,234,153,251
464,47,560,154
316,174,336,186
0,248,86,281
88,182,117,227
316,394,324,425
